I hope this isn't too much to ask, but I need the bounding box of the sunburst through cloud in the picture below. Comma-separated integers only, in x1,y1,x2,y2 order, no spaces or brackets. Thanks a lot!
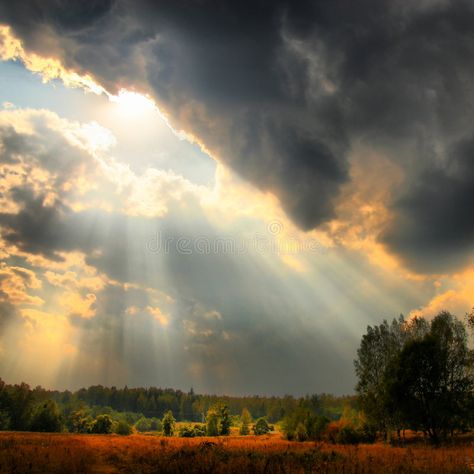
0,2,474,470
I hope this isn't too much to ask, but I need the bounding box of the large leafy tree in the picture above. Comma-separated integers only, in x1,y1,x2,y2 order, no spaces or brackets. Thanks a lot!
30,400,63,432
5,382,35,431
354,315,413,437
387,312,474,442
218,404,231,435
355,311,474,443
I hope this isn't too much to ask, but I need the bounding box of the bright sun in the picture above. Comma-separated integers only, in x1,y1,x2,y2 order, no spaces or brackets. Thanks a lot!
110,89,156,116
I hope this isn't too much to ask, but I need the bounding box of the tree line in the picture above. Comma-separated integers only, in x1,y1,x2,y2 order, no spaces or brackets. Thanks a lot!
57,386,350,422
0,378,353,435
0,381,327,438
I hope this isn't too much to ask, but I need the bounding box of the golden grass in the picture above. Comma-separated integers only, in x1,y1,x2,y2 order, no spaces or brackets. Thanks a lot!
1,432,474,473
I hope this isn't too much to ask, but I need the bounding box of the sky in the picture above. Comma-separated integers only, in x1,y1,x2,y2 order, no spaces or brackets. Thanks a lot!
0,0,473,396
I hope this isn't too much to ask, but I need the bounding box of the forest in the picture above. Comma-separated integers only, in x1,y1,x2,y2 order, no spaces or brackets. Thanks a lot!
0,377,354,438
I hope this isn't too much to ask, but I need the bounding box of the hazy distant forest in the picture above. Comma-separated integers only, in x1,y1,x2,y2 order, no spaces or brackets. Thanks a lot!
1,310,474,445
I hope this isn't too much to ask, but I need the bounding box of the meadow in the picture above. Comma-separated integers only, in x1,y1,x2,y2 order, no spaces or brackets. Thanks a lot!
1,432,474,474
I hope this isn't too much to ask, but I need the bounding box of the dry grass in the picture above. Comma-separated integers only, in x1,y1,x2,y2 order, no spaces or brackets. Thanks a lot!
1,432,474,473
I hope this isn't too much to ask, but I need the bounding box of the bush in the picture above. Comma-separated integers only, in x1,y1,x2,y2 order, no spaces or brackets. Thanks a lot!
179,425,196,438
68,409,92,433
336,425,360,444
90,414,113,434
150,417,162,431
116,420,132,435
135,417,152,432
178,423,206,437
193,424,206,437
253,418,271,435
358,424,377,443
179,424,196,437
327,421,376,445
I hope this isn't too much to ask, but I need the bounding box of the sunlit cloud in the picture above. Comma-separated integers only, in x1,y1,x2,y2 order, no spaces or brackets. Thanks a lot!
110,89,155,115
58,291,97,319
408,268,474,319
0,25,106,95
0,263,43,306
146,306,169,326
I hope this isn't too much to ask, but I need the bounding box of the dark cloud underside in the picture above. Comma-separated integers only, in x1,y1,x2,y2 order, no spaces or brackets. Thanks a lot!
1,0,474,271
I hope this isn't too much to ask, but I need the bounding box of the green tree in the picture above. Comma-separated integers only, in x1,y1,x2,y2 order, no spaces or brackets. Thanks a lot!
68,409,92,433
239,408,252,435
116,419,132,435
466,307,474,333
162,410,175,437
90,414,113,434
206,406,219,436
30,400,63,432
218,404,231,435
354,315,428,438
386,312,474,443
205,403,231,436
7,383,34,431
253,417,271,435
135,416,152,432
150,417,162,431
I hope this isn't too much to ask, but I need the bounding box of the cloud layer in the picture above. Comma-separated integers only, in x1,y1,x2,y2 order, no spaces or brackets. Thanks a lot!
2,1,474,272
0,105,440,393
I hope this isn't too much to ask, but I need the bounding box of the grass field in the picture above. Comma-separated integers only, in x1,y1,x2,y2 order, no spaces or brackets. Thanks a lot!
1,432,474,473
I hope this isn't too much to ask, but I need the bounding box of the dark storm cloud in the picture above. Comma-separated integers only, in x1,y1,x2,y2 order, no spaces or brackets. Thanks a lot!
0,186,96,260
382,136,474,273
2,0,474,271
